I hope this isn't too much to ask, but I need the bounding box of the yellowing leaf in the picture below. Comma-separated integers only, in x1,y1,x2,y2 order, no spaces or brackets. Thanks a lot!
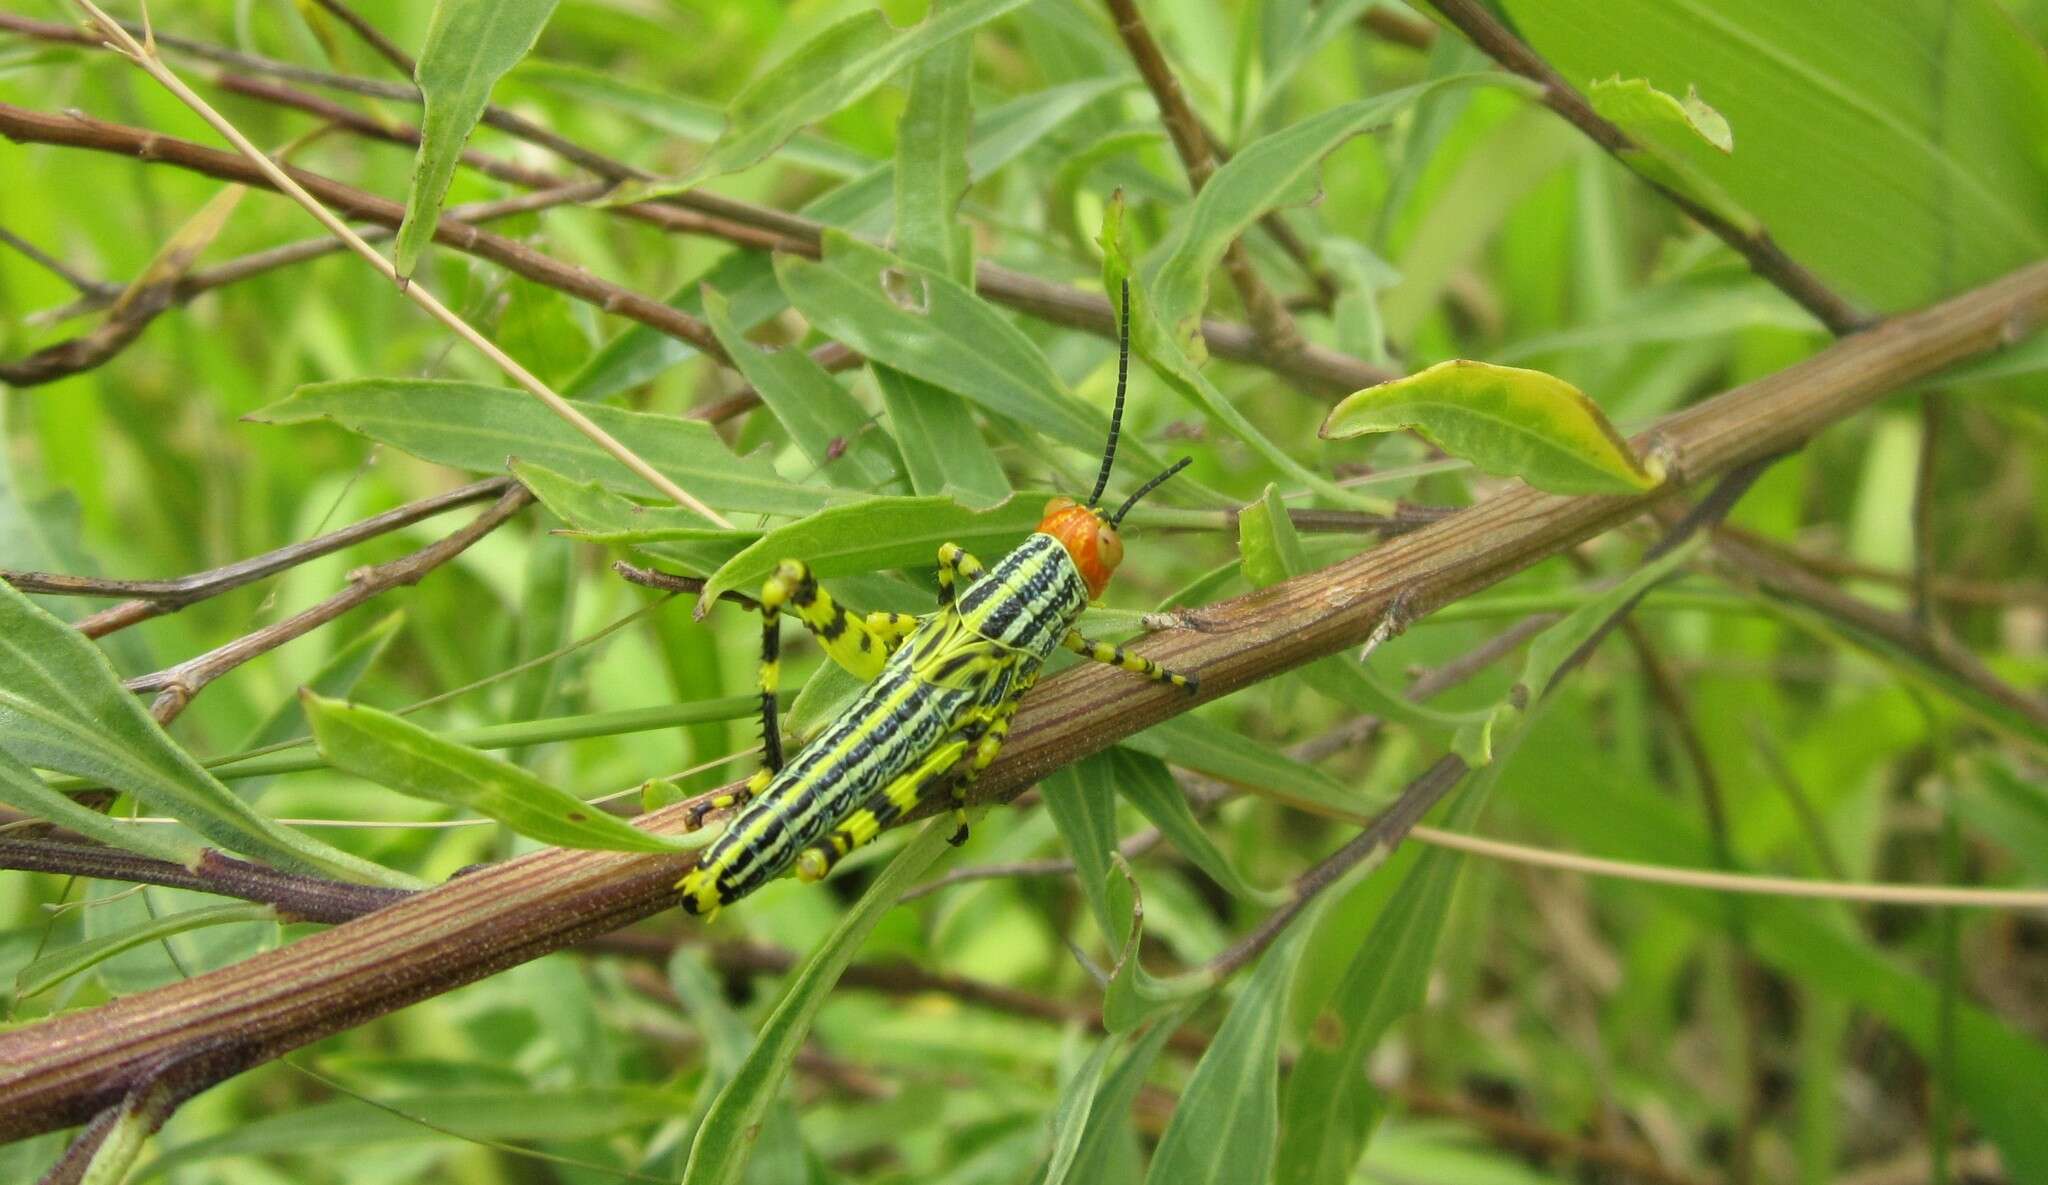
1320,360,1661,495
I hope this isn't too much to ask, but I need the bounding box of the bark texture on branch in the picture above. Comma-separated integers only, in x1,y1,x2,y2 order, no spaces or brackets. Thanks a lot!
1,258,2039,1140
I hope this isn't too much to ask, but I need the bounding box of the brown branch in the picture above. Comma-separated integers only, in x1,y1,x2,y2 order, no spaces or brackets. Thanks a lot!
0,226,119,301
1361,5,1439,51
1709,526,2047,609
0,258,2040,1143
0,105,728,364
0,839,408,923
1415,0,1873,336
4,477,514,637
1704,529,2048,738
1102,0,1304,358
126,485,534,723
304,0,414,77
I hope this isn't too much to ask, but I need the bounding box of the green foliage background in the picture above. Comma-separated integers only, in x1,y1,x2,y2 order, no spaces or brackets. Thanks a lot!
2,1,2045,1182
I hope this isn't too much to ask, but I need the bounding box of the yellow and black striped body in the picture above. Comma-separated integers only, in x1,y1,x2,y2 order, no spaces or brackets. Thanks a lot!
680,534,1090,914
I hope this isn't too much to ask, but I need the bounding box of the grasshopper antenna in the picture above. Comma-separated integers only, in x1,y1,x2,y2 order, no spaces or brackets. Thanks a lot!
1110,457,1192,526
1088,278,1131,508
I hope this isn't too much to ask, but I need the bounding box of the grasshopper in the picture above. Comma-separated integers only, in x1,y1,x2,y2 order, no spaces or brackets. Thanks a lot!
678,284,1199,916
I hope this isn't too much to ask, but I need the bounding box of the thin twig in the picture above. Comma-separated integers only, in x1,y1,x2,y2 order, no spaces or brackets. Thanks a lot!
127,485,534,723
0,226,120,300
0,839,408,922
1407,826,2048,909
60,6,734,528
4,477,514,637
1414,0,1872,336
1102,0,1304,358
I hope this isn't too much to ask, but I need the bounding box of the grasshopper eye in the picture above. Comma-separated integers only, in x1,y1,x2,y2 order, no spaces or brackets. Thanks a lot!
1095,525,1124,573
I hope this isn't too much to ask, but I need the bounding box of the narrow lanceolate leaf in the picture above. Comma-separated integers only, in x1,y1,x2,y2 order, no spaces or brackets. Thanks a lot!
1042,755,1125,938
1144,894,1327,1185
1064,1011,1192,1184
894,23,972,283
627,0,1037,198
701,287,902,489
872,366,1012,509
564,78,1122,404
1320,359,1662,495
1515,538,1706,705
252,380,833,518
1276,753,1507,1185
776,232,1106,452
0,581,415,887
699,496,1041,610
1123,715,1369,824
1150,76,1503,354
394,0,560,278
16,903,276,997
1109,748,1282,904
0,745,197,865
1036,1034,1122,1185
1098,197,1388,514
511,461,752,576
303,694,704,853
1101,859,1214,1033
682,821,954,1185
73,1078,172,1185
1586,76,1754,233
237,611,407,755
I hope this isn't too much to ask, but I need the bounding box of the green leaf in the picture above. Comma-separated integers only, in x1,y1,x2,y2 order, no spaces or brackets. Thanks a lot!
1124,715,1370,824
564,77,1123,402
137,1088,687,1177
1109,748,1281,904
1586,76,1754,232
1320,359,1662,495
631,0,1038,196
1099,196,1388,513
1036,1033,1121,1185
1100,857,1214,1033
682,820,954,1185
1151,76,1505,354
776,232,1107,453
1514,539,1706,705
513,59,877,179
1042,753,1126,938
697,494,1041,609
394,0,561,279
872,366,1012,509
17,903,275,997
0,744,197,865
236,611,406,755
0,580,415,887
1144,893,1326,1185
1276,752,1504,1185
253,379,832,518
512,460,750,576
701,287,902,489
1502,0,2048,309
894,22,972,284
303,693,704,853
1064,1010,1192,1183
73,1078,161,1185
